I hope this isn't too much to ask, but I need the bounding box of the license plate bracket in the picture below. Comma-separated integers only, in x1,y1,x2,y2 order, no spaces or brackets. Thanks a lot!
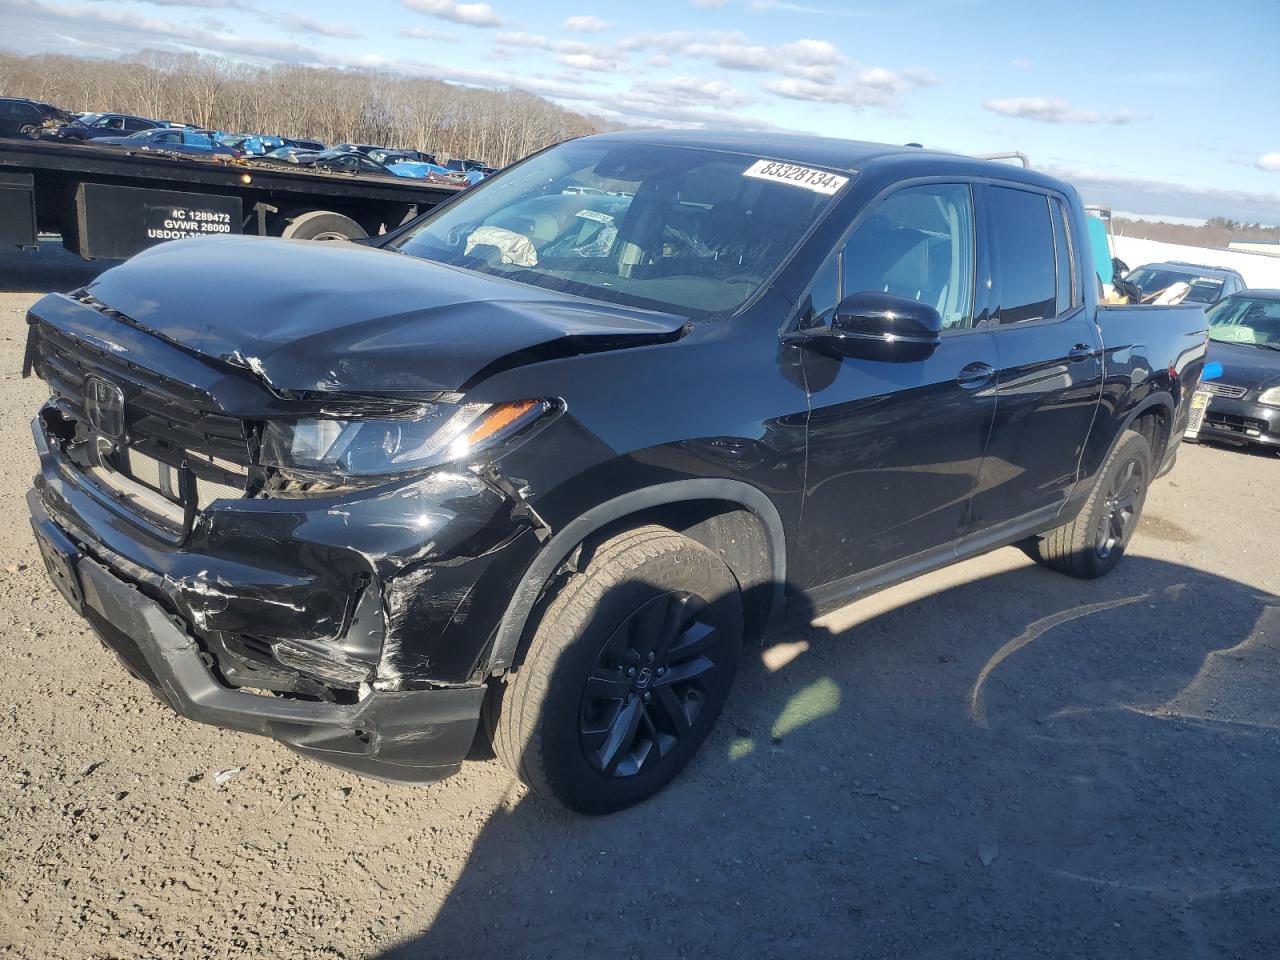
31,519,84,613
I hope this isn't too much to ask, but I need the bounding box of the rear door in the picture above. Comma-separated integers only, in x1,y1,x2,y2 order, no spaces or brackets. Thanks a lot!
796,181,999,588
968,185,1103,529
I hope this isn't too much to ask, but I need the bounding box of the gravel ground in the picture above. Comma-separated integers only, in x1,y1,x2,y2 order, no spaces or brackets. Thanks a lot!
1,243,1278,959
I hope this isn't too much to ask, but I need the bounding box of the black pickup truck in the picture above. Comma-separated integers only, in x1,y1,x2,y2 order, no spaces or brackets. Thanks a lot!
24,131,1208,813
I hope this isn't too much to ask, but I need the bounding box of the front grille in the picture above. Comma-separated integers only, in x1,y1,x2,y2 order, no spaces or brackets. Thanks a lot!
29,319,252,522
1206,411,1268,436
1200,381,1248,399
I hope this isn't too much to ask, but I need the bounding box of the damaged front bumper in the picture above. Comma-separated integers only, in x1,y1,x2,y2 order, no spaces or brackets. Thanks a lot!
27,406,545,782
32,499,483,782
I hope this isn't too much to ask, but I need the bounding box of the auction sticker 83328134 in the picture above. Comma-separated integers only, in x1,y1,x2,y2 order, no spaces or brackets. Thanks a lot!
743,159,849,195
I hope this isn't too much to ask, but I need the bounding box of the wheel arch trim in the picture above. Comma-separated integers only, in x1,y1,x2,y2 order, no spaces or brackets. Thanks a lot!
485,479,787,675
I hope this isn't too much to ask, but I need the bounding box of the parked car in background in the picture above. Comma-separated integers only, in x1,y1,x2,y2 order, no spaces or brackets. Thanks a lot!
1123,261,1246,305
369,148,435,166
311,151,396,176
257,146,311,164
333,143,382,155
444,157,487,173
386,160,470,184
23,131,1208,813
281,136,325,151
236,135,284,156
90,127,241,159
56,113,160,141
1189,291,1280,452
0,97,72,139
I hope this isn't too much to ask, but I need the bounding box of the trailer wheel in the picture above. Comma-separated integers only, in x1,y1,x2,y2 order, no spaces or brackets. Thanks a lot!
280,210,368,242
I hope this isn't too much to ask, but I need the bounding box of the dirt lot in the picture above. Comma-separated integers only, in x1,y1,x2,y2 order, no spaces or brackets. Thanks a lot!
1,243,1278,959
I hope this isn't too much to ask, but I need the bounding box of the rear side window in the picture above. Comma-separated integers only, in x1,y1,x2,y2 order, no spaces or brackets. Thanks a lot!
1049,198,1077,314
989,186,1056,324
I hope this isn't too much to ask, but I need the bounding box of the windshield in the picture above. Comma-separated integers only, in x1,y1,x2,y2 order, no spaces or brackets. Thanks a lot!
1126,266,1224,304
1206,296,1280,348
390,140,848,319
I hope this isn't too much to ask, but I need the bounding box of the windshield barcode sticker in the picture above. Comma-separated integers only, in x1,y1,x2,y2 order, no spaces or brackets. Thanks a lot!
743,160,849,195
576,209,615,223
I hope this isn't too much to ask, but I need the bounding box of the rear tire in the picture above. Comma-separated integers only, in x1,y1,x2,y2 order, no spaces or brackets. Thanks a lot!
1025,429,1151,579
279,210,368,242
18,124,38,139
487,525,743,814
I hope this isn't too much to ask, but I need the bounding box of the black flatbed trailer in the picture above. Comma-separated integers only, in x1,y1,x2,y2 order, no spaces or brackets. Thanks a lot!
0,137,463,259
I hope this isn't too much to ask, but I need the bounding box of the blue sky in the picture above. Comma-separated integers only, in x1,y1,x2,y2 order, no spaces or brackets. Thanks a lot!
6,0,1280,221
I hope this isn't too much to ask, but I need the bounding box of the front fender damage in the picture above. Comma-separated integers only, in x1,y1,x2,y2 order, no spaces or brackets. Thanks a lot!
375,467,550,688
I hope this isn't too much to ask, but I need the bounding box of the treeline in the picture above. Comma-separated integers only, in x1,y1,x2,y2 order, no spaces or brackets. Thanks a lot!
1114,216,1280,250
0,50,602,166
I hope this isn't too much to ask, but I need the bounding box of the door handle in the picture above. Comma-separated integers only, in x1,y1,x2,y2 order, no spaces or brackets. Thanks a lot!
1068,344,1097,362
957,361,995,389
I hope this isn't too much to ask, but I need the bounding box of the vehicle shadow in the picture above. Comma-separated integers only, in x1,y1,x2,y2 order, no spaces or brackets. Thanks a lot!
379,553,1280,959
0,242,113,293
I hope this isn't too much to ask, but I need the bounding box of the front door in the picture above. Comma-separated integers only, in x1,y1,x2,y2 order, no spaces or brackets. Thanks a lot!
796,182,998,589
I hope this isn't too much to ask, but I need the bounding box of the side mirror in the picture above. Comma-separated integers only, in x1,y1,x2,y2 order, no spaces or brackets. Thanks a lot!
1112,256,1129,278
792,291,942,362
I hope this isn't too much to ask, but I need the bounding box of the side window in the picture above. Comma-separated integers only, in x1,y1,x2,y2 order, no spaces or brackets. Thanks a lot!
1049,197,1077,314
124,118,148,131
988,186,1056,324
183,133,213,148
799,249,841,329
842,183,975,330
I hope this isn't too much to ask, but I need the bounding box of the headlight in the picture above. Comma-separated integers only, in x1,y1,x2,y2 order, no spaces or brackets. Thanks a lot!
1259,386,1280,407
260,398,557,481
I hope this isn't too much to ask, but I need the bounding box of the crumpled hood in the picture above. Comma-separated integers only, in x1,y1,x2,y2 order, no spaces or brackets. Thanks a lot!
84,235,686,394
1209,340,1280,391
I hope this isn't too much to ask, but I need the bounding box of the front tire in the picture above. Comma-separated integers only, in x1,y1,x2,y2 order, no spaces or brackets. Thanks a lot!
1025,429,1152,579
488,525,743,814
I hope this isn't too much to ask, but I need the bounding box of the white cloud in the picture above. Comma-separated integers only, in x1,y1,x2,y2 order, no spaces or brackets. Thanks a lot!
983,96,1136,125
556,51,616,72
397,26,453,41
81,0,253,7
1047,164,1280,224
10,0,336,63
604,75,772,130
1257,153,1280,172
779,38,843,64
682,34,773,71
401,0,507,29
560,14,612,33
763,65,930,107
494,31,617,71
1011,57,1033,70
691,0,729,7
261,13,363,39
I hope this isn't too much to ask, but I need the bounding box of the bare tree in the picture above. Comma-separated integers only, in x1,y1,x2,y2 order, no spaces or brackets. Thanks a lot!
0,50,605,165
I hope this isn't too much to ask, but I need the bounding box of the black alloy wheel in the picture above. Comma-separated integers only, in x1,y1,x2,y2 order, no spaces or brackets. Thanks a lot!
1094,456,1144,559
579,591,723,778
